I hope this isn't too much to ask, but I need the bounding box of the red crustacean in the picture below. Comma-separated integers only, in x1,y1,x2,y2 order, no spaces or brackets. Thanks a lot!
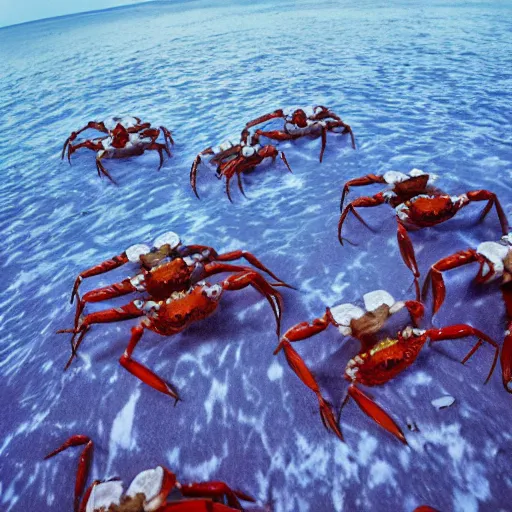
244,105,355,161
273,289,498,443
190,132,292,202
338,169,509,299
423,233,512,393
59,258,285,401
62,116,174,184
67,231,291,334
45,435,255,512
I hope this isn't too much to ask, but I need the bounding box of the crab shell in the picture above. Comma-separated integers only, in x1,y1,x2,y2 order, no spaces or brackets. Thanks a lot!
383,168,438,186
329,290,405,336
86,466,169,512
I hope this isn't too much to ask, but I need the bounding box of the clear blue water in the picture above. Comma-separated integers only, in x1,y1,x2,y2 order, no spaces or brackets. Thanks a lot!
1,0,511,510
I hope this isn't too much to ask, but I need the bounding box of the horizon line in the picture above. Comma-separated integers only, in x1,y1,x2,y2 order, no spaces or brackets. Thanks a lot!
0,0,162,31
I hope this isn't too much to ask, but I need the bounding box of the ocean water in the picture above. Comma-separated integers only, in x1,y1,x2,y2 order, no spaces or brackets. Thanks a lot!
1,0,511,510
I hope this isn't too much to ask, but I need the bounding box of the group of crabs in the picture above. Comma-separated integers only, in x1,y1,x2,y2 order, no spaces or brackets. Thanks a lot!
47,107,511,512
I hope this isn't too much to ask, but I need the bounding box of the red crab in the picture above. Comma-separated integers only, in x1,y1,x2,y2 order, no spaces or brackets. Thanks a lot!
273,289,498,443
59,265,284,401
338,169,509,299
190,133,292,202
68,231,291,332
45,435,255,512
62,116,174,184
423,233,512,393
244,105,355,161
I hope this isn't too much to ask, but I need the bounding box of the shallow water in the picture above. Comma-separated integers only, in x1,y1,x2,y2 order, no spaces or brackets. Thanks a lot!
1,0,512,510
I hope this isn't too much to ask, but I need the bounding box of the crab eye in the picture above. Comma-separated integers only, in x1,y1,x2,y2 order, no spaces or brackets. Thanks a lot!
134,300,144,309
126,244,151,262
242,146,255,158
153,231,180,250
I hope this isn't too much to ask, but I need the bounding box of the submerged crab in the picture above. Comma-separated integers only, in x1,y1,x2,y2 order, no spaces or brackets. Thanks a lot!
338,169,509,299
68,231,291,331
423,233,512,392
62,116,174,184
59,263,284,400
244,105,355,161
190,132,292,202
274,289,498,443
45,435,255,512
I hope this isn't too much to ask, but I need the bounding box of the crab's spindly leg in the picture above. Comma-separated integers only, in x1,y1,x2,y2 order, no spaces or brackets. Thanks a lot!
66,139,105,163
274,311,331,355
73,278,138,329
148,142,171,169
338,193,386,245
422,249,480,314
190,147,214,199
280,150,292,173
44,435,93,512
209,247,292,287
70,253,129,304
221,271,283,338
330,120,356,150
340,174,386,212
465,190,510,235
245,109,285,129
59,301,145,369
160,125,174,147
95,151,117,184
277,339,343,440
427,324,499,384
396,220,421,301
254,129,296,142
62,122,108,159
347,385,407,444
119,324,180,402
180,481,255,510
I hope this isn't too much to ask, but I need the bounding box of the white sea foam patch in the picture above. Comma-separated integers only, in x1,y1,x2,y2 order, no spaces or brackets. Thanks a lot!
267,359,283,381
367,459,397,489
106,388,140,474
182,442,228,480
204,374,228,424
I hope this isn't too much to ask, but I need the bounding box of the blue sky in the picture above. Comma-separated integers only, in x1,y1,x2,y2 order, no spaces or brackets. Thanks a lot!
0,0,153,28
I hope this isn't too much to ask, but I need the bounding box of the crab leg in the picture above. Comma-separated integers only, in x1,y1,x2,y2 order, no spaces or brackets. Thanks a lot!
73,278,138,328
70,253,129,303
67,139,105,163
404,300,425,326
44,435,93,512
119,324,181,402
501,281,512,393
254,129,296,142
190,148,215,199
95,151,117,184
244,109,285,129
160,125,174,147
422,249,480,314
427,324,499,384
62,122,108,159
338,193,386,245
465,190,510,235
277,339,343,440
180,481,255,509
221,271,283,337
59,301,144,369
396,220,421,301
280,151,292,173
274,311,331,354
148,142,171,169
340,174,386,212
159,502,243,512
328,120,356,149
346,385,407,444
